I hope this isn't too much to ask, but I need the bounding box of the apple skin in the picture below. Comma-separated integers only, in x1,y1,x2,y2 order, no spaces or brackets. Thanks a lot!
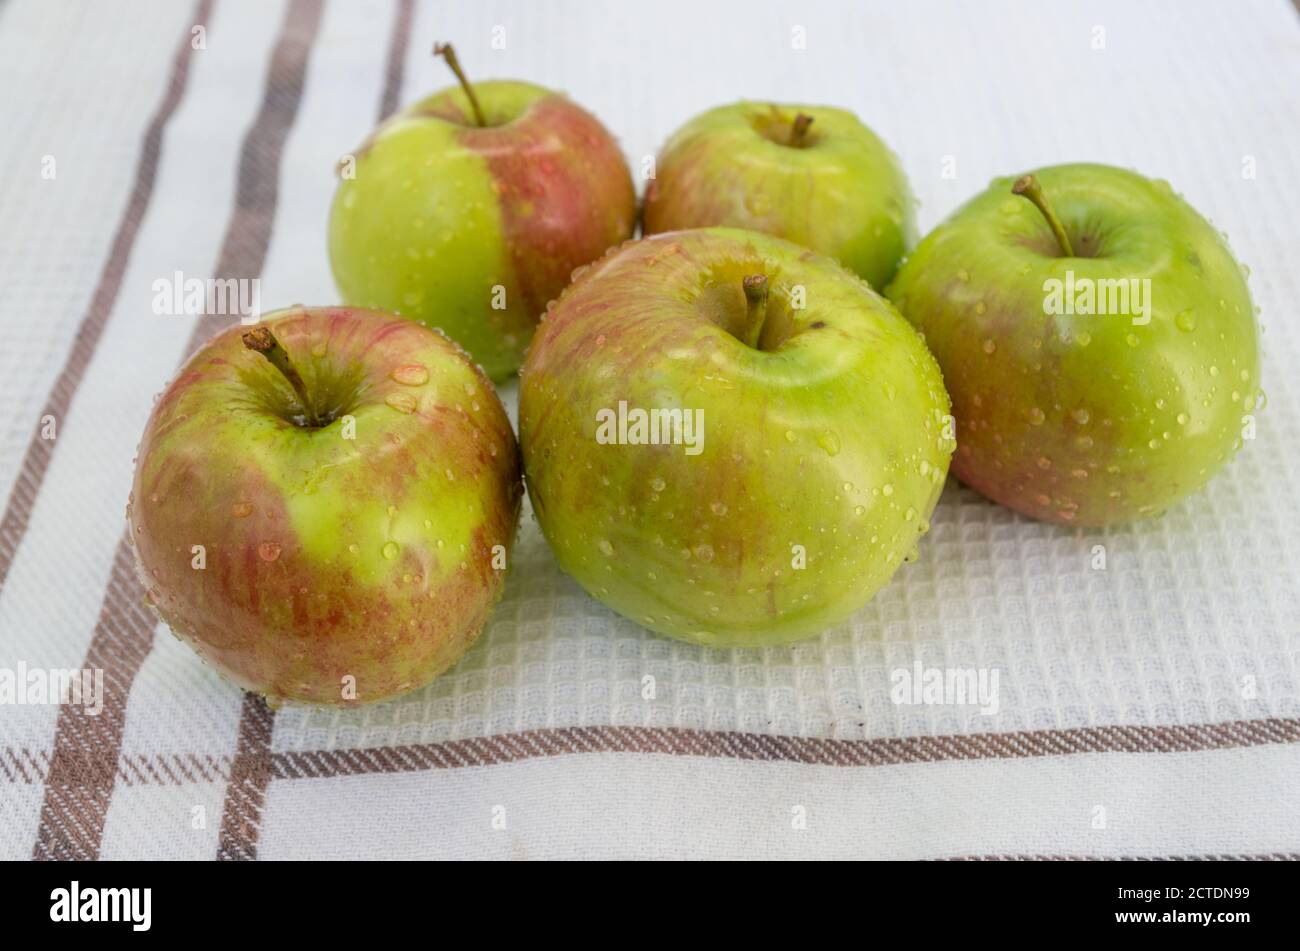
128,306,522,706
886,163,1260,526
329,80,637,382
642,102,916,290
519,228,953,647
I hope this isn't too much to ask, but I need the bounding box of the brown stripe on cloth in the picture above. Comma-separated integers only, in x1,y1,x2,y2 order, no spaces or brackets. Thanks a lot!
271,717,1300,779
4,714,1294,788
377,0,414,121
214,0,416,862
0,0,213,594
216,693,275,860
31,0,325,862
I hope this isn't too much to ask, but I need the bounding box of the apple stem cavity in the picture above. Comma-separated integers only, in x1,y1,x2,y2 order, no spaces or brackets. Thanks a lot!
1012,174,1074,258
742,274,771,349
433,42,487,128
242,327,321,428
789,113,814,148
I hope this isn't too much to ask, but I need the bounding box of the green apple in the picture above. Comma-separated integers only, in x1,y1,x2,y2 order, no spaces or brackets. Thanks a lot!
128,306,522,705
642,102,915,289
329,44,637,382
519,228,953,646
886,163,1260,526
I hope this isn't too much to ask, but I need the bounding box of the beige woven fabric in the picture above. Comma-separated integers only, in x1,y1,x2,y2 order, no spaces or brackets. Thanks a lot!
1,0,1298,860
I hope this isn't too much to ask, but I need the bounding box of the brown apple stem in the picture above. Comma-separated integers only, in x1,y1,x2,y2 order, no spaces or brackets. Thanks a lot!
1012,174,1074,257
742,274,770,349
790,113,814,147
242,327,320,427
433,42,486,128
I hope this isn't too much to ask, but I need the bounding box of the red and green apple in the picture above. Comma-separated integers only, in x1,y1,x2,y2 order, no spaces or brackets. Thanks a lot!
886,163,1260,526
642,102,915,290
329,44,637,382
128,306,522,705
519,228,953,646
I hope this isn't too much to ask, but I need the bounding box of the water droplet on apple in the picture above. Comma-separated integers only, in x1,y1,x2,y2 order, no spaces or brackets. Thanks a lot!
1126,333,1140,347
257,541,281,562
232,501,253,518
982,339,996,354
881,484,894,497
597,538,614,557
1075,331,1092,347
1175,309,1197,332
1070,408,1090,425
710,501,728,516
816,431,841,456
650,476,666,492
692,543,715,562
391,363,428,385
1028,407,1046,426
1209,365,1220,377
386,392,417,413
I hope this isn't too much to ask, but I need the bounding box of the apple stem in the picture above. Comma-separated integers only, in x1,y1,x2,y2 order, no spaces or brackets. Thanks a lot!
742,274,770,349
242,327,321,427
790,113,814,147
433,42,487,128
1012,174,1074,257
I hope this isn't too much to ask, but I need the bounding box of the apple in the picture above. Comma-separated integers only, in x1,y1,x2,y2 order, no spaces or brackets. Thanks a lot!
519,227,953,647
886,164,1260,526
329,43,637,382
642,102,915,290
128,306,522,706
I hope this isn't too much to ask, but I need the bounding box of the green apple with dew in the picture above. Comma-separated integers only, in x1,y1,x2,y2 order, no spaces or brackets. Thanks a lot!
520,228,953,646
886,163,1260,526
329,44,637,382
642,102,915,289
129,306,522,706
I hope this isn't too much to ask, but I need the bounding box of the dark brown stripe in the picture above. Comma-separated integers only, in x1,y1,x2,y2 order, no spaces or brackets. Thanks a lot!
377,0,413,120
5,715,1296,788
216,694,275,860
0,0,213,594
271,717,1300,780
212,0,416,862
31,0,325,862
